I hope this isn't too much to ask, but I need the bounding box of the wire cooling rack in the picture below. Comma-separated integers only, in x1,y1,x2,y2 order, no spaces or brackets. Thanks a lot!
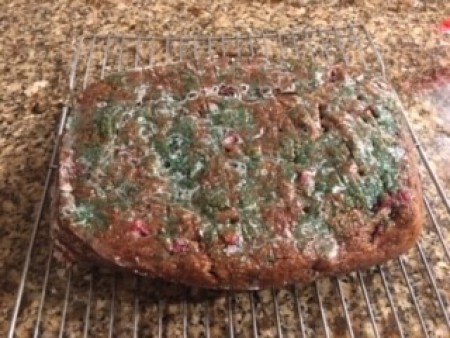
7,25,450,337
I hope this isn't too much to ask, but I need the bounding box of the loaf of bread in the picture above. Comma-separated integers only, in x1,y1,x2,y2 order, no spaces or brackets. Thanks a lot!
52,57,424,289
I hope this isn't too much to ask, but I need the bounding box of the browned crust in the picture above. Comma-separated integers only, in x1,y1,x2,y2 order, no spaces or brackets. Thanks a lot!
51,61,424,290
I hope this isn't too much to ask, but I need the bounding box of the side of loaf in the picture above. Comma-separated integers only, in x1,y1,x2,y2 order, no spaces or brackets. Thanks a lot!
52,57,424,289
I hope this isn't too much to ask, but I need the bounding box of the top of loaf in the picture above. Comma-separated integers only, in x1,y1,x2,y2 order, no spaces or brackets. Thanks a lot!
58,57,411,262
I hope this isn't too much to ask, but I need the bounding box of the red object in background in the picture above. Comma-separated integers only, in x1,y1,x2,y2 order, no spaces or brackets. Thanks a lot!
438,18,450,33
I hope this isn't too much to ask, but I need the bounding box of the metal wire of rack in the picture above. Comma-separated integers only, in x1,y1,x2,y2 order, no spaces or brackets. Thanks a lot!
7,25,450,337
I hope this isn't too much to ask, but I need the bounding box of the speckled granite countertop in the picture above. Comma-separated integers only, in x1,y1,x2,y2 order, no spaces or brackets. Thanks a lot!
1,1,450,337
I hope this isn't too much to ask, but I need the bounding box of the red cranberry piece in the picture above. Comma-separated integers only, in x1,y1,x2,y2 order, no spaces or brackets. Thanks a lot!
128,219,150,237
222,131,242,150
299,171,311,184
394,189,411,204
218,84,237,97
374,189,411,212
171,238,189,253
222,231,240,246
298,170,316,196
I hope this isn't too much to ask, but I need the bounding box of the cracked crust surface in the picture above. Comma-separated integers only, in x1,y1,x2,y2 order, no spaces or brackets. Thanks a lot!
51,58,424,290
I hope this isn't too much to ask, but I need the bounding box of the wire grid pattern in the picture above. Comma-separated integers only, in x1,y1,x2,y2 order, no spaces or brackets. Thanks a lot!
7,25,450,337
